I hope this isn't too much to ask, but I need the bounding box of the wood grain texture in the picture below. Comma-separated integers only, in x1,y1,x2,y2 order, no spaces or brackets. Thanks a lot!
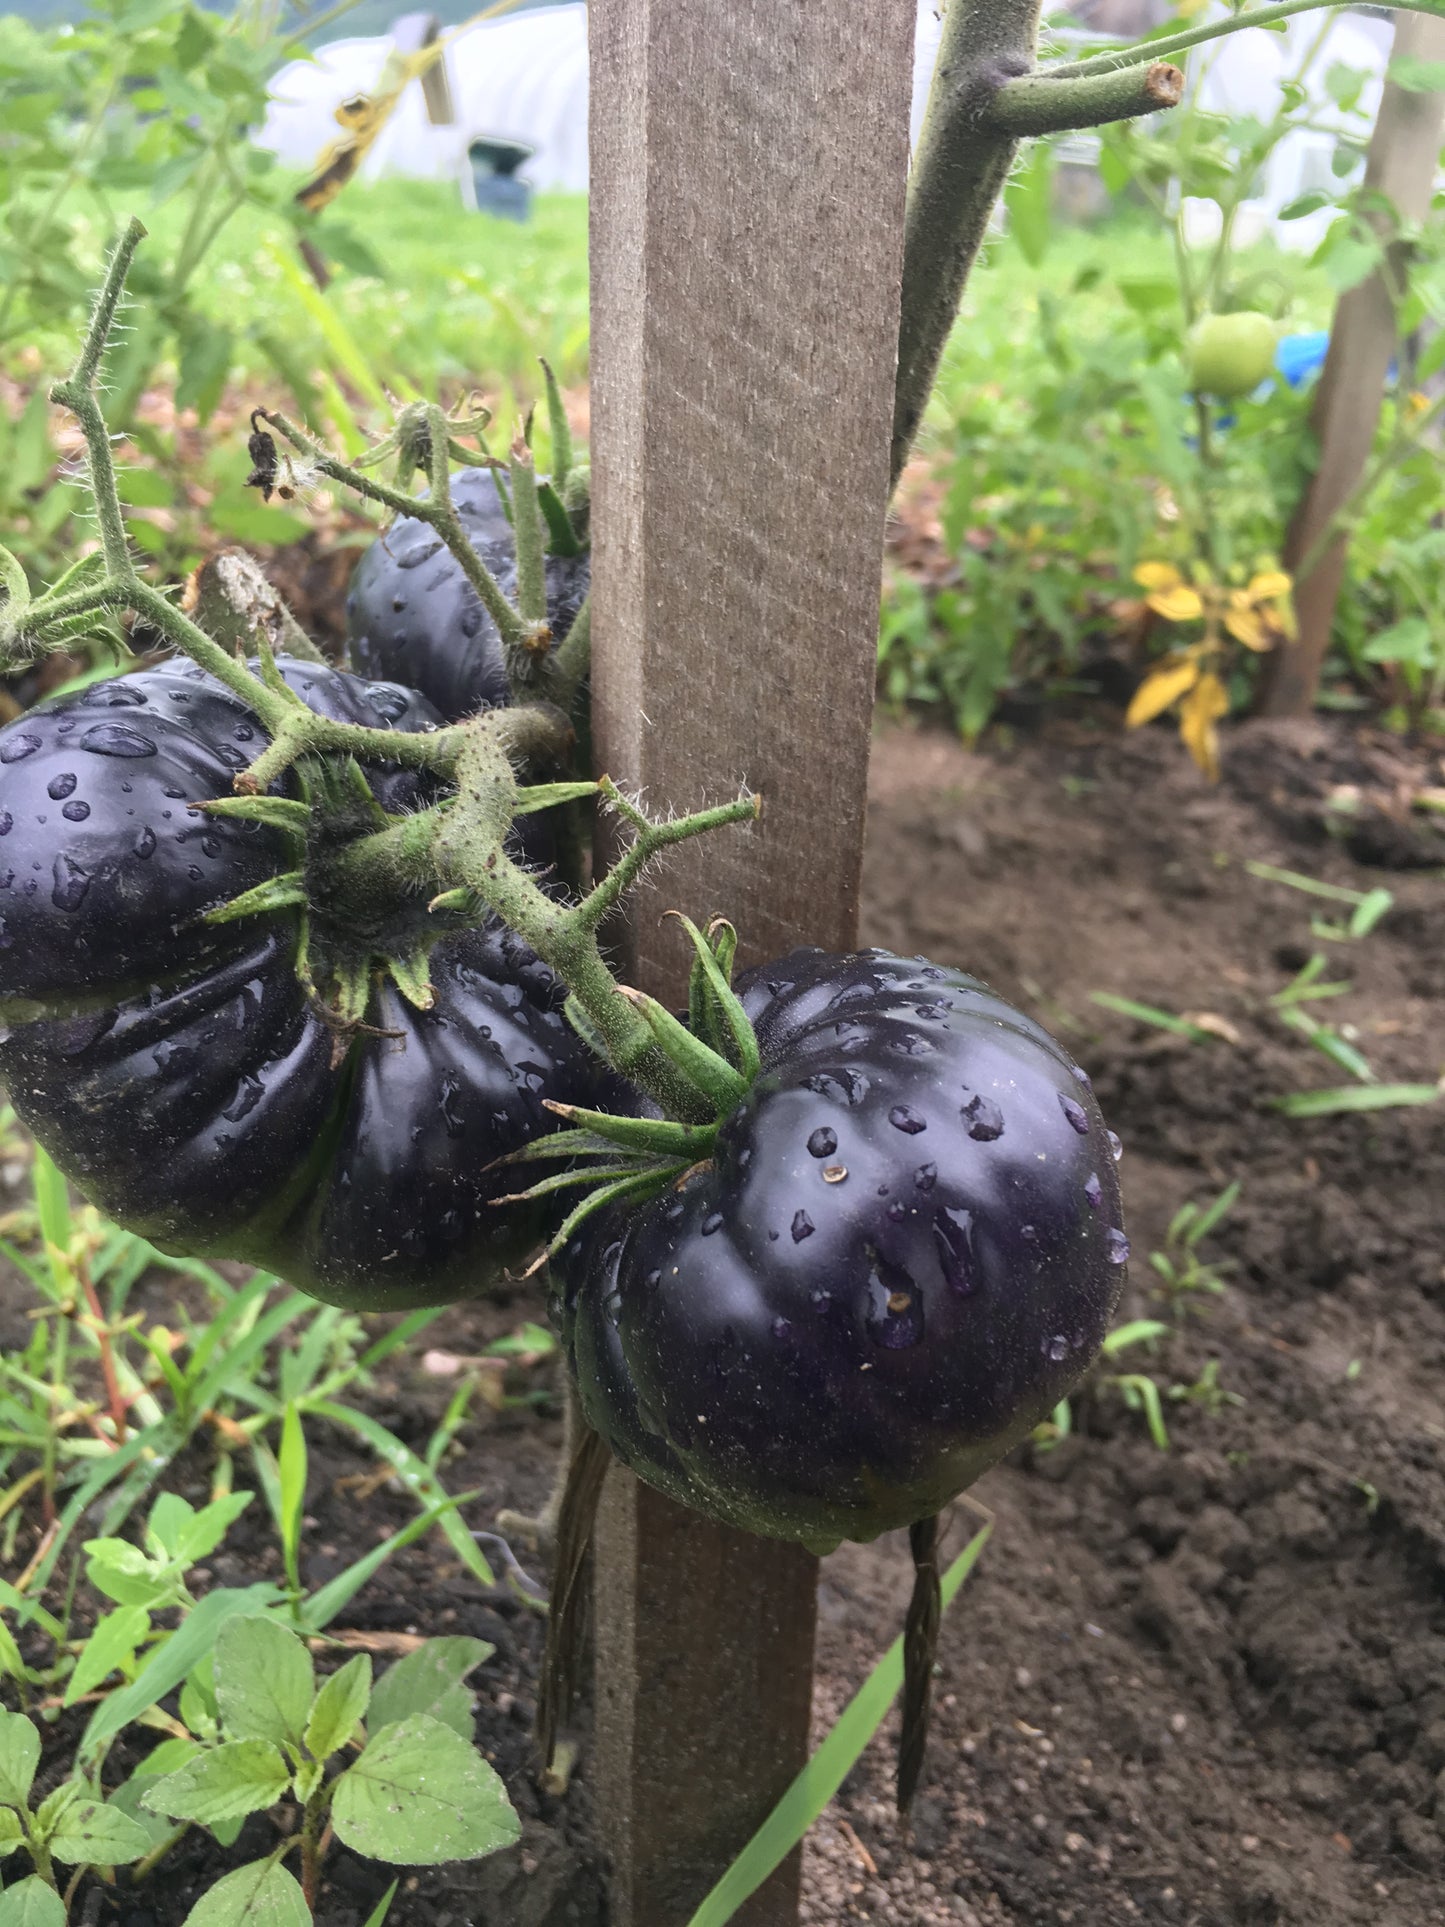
587,3,915,1921
1263,12,1445,719
590,0,916,996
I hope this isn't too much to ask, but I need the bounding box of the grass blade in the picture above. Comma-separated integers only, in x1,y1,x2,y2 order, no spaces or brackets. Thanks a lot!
1090,993,1212,1042
309,1400,494,1588
685,1525,991,1927
1244,861,1369,906
1270,1083,1442,1118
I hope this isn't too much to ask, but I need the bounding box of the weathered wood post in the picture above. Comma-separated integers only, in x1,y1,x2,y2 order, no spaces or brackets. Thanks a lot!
586,4,916,1920
1260,11,1445,718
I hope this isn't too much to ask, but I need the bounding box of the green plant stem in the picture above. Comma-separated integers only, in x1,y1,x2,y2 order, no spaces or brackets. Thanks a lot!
1292,388,1445,589
550,594,591,708
130,1823,190,1884
299,1779,332,1906
893,0,1043,487
1052,0,1445,78
509,440,548,627
987,57,1183,134
261,407,531,658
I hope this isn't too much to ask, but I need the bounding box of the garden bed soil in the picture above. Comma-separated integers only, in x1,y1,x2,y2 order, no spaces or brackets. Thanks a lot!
6,713,1445,1927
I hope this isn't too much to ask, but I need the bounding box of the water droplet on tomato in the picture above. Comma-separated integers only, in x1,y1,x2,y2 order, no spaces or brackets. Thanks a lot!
865,1255,924,1349
47,773,77,800
1083,1172,1103,1210
887,1200,907,1223
134,827,156,858
1106,1227,1130,1264
914,1162,937,1192
0,733,42,763
791,1209,814,1243
61,801,90,822
771,1315,792,1340
701,1212,724,1236
1108,1130,1123,1162
1072,1063,1092,1089
889,1104,927,1135
1020,1223,1038,1243
439,1076,465,1138
0,813,11,835
807,1126,838,1159
933,1206,974,1293
1058,1092,1090,1135
397,537,444,570
222,1075,264,1122
78,723,155,758
1044,1333,1069,1363
51,854,90,911
962,1093,1004,1141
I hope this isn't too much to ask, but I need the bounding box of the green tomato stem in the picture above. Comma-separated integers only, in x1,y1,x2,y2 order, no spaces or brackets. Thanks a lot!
261,405,532,660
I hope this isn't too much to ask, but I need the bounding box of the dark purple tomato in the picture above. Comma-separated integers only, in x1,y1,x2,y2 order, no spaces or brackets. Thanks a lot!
554,948,1127,1552
0,658,603,1309
346,465,590,721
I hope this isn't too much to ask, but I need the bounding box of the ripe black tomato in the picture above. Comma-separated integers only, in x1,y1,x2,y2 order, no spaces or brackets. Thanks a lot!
346,465,590,721
555,948,1127,1551
0,658,603,1308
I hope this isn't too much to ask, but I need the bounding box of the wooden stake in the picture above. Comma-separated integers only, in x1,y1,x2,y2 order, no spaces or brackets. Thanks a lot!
1259,12,1445,719
587,2,915,1919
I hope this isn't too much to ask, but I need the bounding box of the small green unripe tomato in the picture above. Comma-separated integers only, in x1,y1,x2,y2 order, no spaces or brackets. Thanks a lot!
1185,312,1278,399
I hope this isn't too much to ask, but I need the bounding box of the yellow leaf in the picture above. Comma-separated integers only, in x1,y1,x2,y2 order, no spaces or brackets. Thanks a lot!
1126,658,1199,729
1224,605,1271,651
1246,570,1291,603
1178,671,1230,781
1133,562,1185,593
1146,586,1205,623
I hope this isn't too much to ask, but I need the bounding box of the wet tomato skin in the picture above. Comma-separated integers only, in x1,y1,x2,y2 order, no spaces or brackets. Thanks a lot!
346,465,590,721
555,948,1127,1551
0,659,602,1309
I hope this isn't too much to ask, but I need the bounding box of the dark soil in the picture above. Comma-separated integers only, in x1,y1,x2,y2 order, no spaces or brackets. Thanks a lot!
5,714,1445,1927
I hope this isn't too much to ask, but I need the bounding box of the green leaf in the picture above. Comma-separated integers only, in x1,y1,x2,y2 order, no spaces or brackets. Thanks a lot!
214,1617,313,1748
1089,992,1213,1042
176,319,235,424
181,1858,311,1926
331,1714,520,1865
0,1707,40,1806
1390,55,1445,92
304,1653,371,1761
45,1795,152,1866
0,544,31,619
207,487,311,548
1004,141,1053,268
0,1878,67,1927
83,1539,165,1609
142,1740,290,1826
685,1526,991,1927
361,1880,398,1927
308,1402,494,1589
368,1637,492,1740
0,1807,23,1850
81,1585,284,1762
115,466,175,509
1271,1083,1442,1118
173,1491,255,1566
278,1402,307,1596
66,1603,150,1704
298,1491,478,1633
